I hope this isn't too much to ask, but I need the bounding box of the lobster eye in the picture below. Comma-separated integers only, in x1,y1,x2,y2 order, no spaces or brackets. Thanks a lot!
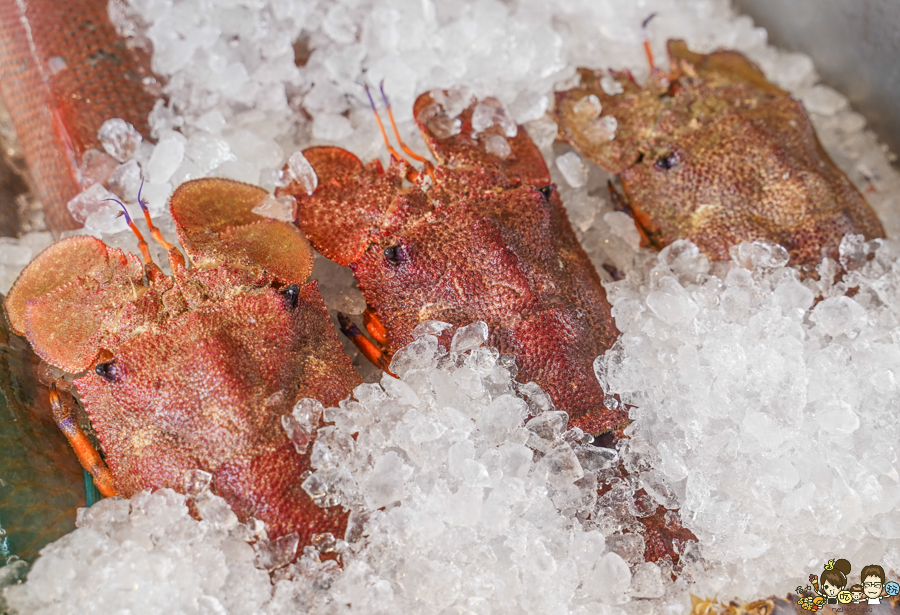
655,151,679,170
384,244,406,265
537,185,554,201
280,284,300,309
95,360,118,383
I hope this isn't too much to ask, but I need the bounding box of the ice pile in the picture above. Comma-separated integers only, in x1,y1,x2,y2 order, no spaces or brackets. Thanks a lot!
3,325,689,614
594,237,900,599
3,0,900,610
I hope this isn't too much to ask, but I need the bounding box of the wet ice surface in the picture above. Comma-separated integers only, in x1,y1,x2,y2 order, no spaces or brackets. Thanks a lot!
4,0,900,611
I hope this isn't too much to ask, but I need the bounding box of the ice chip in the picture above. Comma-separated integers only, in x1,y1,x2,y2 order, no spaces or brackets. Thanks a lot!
146,132,186,184
411,320,453,338
629,561,665,598
79,148,118,188
182,469,213,496
66,183,118,224
483,133,512,158
98,118,142,162
450,321,489,353
774,277,814,313
605,533,645,565
252,194,295,221
539,442,584,483
255,532,300,571
470,97,517,138
575,444,618,472
282,413,312,454
193,491,238,531
572,94,602,120
604,211,642,250
810,296,867,337
292,398,324,430
584,115,617,142
525,410,568,453
802,84,848,116
286,151,318,195
361,452,408,509
108,159,143,202
639,471,680,509
729,239,790,269
47,55,67,74
390,334,442,377
646,276,699,324
838,233,868,270
585,552,631,602
600,73,625,95
556,151,587,188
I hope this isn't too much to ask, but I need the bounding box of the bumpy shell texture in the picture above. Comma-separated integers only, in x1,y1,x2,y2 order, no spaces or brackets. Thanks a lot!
555,39,884,267
285,92,624,437
4,178,362,542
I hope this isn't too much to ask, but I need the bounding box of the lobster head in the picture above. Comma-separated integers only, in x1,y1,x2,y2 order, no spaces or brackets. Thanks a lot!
4,179,357,540
555,39,884,266
280,90,551,269
5,178,315,374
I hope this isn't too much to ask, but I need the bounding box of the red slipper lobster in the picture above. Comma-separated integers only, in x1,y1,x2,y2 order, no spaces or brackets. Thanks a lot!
4,178,361,544
277,88,697,564
279,88,625,436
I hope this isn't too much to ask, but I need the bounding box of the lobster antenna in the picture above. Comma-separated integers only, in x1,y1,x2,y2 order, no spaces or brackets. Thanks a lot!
364,82,407,164
105,198,153,264
378,81,430,165
641,12,657,70
136,180,186,271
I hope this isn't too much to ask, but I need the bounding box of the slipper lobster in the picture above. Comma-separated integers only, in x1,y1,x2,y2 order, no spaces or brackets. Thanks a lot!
277,90,697,564
555,39,885,268
3,178,361,544
279,89,626,437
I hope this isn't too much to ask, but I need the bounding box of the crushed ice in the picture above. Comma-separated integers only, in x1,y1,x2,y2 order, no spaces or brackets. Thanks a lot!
2,0,900,610
4,329,688,613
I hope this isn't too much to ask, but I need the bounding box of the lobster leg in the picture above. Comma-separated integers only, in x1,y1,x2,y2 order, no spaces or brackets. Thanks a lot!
49,384,117,497
363,307,390,347
337,312,394,375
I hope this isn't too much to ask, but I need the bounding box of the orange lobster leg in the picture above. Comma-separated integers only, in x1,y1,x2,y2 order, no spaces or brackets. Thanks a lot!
49,384,117,497
363,307,390,346
337,312,394,375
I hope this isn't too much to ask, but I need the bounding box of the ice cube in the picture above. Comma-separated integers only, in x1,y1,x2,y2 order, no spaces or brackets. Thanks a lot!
252,194,295,222
483,134,512,159
146,132,186,184
556,151,587,188
450,321,488,353
98,118,142,162
66,183,119,224
78,148,119,188
600,74,625,95
572,94,602,120
525,411,568,453
254,532,300,571
810,296,867,337
182,469,213,496
286,151,318,195
471,98,517,138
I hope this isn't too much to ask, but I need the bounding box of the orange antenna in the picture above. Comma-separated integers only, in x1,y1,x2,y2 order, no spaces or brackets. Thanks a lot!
641,12,657,70
136,180,186,271
378,81,430,165
365,82,407,163
106,197,153,264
